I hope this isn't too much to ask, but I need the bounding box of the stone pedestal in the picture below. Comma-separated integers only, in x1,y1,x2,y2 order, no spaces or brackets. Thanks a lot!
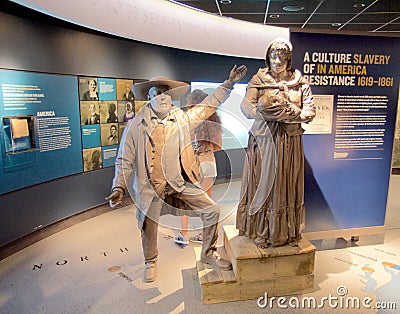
195,225,316,304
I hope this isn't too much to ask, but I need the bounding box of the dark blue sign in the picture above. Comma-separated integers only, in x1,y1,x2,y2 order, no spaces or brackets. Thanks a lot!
290,32,400,231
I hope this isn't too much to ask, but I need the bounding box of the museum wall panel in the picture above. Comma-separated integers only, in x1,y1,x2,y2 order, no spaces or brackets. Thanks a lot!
0,2,261,247
1,1,399,251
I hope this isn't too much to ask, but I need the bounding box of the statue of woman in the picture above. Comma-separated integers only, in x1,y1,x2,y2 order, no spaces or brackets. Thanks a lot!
236,38,316,248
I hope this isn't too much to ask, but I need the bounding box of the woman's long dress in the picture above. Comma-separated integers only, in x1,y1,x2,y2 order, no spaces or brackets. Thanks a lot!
236,68,315,247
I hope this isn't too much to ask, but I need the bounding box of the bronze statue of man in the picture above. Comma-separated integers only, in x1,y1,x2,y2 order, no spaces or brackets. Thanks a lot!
107,65,247,282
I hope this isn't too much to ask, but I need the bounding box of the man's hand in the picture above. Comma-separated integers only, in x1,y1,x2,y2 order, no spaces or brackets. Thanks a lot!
105,188,124,208
227,64,247,86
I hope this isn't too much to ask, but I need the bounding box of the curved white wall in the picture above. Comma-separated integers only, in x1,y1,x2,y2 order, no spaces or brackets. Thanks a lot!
12,0,289,59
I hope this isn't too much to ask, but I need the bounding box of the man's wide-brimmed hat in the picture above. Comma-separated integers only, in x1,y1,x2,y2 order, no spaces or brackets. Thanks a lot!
132,77,189,101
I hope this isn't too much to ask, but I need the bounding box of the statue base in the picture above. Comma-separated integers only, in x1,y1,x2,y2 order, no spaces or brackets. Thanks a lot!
194,225,316,304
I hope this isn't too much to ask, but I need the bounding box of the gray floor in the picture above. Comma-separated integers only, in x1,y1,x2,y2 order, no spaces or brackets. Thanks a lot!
0,175,399,314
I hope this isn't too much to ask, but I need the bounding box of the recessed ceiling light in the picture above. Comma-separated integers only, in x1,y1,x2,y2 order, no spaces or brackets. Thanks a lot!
282,5,304,12
353,3,366,8
332,23,342,27
220,0,232,4
270,14,280,19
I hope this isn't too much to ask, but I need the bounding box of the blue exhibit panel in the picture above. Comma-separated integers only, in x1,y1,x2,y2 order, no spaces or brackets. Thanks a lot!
290,32,400,232
0,69,83,194
102,145,118,168
81,124,101,149
98,78,116,101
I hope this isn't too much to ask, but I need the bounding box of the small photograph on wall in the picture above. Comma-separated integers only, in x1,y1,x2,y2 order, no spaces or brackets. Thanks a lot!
83,147,102,172
135,100,147,115
79,77,99,101
99,101,118,124
101,123,119,146
80,101,100,125
118,122,127,142
118,100,135,123
116,79,134,101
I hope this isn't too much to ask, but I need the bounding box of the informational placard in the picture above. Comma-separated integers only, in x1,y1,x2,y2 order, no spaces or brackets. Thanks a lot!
0,69,83,194
302,94,334,134
291,32,400,232
98,78,116,101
